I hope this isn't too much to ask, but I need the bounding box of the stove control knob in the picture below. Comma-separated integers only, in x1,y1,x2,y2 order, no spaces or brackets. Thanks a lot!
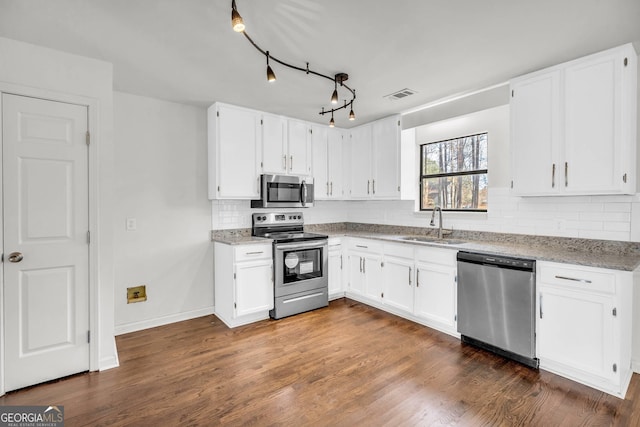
297,215,302,219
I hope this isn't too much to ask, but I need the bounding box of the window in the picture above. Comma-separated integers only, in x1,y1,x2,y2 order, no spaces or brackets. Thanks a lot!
420,133,488,211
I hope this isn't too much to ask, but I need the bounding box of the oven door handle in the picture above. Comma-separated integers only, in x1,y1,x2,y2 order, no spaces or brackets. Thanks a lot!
275,240,327,251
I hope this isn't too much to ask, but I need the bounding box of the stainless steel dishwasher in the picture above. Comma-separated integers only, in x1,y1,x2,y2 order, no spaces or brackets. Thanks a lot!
457,251,539,368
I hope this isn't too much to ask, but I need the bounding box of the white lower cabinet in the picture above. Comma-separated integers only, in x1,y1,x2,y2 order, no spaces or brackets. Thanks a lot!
346,239,383,301
414,247,457,335
382,244,415,313
345,238,458,337
214,242,273,328
536,261,633,398
328,238,345,299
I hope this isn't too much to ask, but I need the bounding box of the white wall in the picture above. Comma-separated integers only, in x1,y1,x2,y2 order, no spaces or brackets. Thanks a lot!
113,92,213,334
0,37,118,372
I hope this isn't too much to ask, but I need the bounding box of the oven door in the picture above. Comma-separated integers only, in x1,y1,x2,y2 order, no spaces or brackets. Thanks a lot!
274,239,328,297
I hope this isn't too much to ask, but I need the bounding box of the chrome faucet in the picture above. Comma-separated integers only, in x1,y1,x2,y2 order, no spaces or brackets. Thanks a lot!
430,206,443,239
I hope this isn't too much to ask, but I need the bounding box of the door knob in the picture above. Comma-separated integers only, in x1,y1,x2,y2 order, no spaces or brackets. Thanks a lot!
8,252,23,263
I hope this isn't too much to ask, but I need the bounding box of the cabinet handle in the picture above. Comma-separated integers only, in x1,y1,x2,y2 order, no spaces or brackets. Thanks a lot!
340,255,343,270
551,163,556,188
363,258,366,274
555,275,592,284
367,180,370,194
282,155,287,170
257,176,260,193
372,179,376,194
330,182,333,196
565,162,568,187
290,155,293,171
359,257,363,273
408,267,412,285
416,269,419,287
355,245,368,249
326,182,330,196
245,251,264,255
539,294,543,319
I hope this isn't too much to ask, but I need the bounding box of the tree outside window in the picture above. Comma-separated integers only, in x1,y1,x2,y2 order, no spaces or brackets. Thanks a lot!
420,133,488,211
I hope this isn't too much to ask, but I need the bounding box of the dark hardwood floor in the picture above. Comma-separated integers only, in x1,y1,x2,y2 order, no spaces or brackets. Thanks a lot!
2,298,640,426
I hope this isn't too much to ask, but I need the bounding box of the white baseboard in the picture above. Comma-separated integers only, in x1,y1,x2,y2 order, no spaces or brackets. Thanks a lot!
114,306,215,336
99,336,120,371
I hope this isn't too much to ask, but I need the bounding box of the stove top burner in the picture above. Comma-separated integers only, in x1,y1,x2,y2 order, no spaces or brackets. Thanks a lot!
258,231,328,244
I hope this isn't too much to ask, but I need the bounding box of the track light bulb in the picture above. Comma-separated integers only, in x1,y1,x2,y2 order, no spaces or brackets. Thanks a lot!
329,114,335,128
349,108,355,121
231,9,245,32
331,87,338,104
266,52,276,82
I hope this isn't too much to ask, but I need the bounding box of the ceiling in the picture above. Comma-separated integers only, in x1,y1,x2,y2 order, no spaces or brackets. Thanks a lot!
1,0,639,128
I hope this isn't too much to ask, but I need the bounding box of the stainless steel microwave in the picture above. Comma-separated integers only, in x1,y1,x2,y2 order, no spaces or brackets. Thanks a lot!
251,174,314,208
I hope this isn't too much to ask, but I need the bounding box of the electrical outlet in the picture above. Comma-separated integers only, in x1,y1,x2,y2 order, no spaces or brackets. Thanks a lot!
127,285,147,303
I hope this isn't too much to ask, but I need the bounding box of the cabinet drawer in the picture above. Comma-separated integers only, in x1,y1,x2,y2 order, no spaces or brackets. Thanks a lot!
348,239,383,253
539,262,615,294
415,247,456,267
234,243,272,261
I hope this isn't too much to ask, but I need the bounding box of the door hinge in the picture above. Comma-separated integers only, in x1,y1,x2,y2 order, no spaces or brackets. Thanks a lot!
613,363,617,373
87,231,91,244
623,173,627,183
87,330,91,343
613,307,617,317
85,131,90,146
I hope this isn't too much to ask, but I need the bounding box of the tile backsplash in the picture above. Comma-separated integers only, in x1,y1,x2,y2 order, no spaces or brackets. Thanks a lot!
211,187,640,242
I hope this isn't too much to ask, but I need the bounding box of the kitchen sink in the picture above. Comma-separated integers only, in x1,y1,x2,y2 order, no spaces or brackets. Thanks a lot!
398,236,466,245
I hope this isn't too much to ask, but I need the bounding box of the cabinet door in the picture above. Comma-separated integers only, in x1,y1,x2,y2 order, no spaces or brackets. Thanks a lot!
327,128,344,199
372,116,401,199
563,51,624,194
262,114,287,174
235,259,273,317
382,256,414,313
349,125,372,198
510,71,560,195
537,286,616,383
217,105,261,198
311,125,329,199
287,120,311,175
347,253,366,295
328,246,343,295
414,262,457,331
364,253,383,302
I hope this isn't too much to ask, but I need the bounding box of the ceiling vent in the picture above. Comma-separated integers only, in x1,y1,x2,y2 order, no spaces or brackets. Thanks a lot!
385,88,417,101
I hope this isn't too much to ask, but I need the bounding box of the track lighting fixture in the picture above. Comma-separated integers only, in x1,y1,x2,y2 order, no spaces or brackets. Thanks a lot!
266,51,276,82
230,0,356,126
231,0,245,32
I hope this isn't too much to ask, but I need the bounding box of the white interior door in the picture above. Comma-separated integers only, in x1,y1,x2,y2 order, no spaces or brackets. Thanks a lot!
2,93,89,392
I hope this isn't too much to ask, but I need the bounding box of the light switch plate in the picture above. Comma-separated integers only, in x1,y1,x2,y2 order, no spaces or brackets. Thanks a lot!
126,217,137,231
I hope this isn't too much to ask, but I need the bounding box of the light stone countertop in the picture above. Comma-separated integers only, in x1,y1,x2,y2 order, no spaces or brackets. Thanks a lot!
211,225,640,271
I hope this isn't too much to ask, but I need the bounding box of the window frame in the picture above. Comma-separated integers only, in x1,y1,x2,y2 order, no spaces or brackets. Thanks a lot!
419,132,488,212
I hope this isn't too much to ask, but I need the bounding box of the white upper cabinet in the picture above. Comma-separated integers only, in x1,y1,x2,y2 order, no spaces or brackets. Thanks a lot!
208,103,261,199
349,115,401,199
262,115,311,176
287,119,312,176
261,113,287,174
511,44,637,196
312,125,345,200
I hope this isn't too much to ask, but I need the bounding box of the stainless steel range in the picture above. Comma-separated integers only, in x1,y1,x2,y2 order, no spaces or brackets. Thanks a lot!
252,212,328,319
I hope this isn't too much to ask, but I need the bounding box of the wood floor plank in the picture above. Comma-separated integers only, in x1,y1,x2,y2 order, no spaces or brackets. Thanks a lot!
1,298,639,426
